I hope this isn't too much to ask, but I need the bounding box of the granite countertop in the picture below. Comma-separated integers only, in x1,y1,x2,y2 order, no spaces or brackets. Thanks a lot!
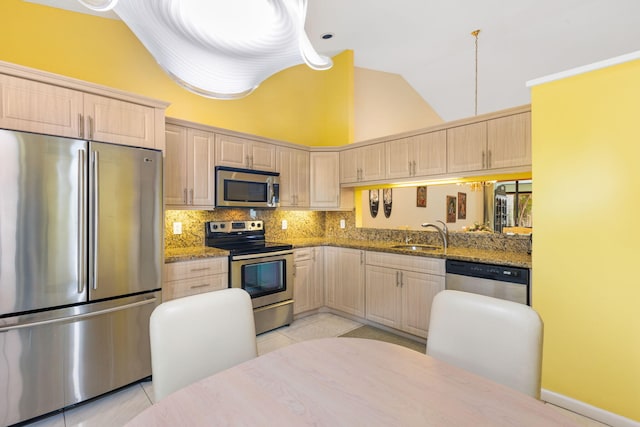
165,238,531,268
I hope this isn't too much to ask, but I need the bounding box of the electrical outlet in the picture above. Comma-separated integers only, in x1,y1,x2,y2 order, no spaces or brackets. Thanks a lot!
282,219,288,230
340,219,346,229
172,222,182,235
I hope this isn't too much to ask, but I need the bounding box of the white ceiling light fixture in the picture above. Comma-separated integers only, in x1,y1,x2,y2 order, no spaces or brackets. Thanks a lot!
77,0,333,99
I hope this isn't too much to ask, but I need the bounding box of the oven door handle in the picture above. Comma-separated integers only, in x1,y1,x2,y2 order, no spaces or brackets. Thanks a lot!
231,250,293,261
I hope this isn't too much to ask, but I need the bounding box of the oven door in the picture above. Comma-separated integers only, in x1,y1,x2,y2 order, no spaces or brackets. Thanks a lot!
230,250,293,308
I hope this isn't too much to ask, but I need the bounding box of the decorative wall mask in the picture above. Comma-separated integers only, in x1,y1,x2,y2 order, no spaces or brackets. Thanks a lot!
369,190,379,218
383,188,393,218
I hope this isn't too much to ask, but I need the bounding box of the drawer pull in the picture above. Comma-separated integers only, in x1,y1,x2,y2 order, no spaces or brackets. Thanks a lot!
189,283,210,289
190,267,211,272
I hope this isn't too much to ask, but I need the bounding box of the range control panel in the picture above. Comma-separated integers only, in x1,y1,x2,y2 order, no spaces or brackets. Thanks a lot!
206,220,263,233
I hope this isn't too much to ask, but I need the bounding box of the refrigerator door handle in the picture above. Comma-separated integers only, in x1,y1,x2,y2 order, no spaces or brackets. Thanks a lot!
0,297,158,333
78,149,85,294
92,149,99,290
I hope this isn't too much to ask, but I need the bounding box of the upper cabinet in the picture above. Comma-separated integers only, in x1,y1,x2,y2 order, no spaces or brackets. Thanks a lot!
486,112,531,169
165,123,215,207
277,146,309,208
385,130,446,179
446,121,488,173
215,134,276,171
340,143,385,184
310,152,341,208
0,64,166,150
447,112,531,174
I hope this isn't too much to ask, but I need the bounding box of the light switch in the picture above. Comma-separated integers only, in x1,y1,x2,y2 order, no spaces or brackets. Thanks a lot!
340,219,346,229
172,222,182,234
282,219,288,230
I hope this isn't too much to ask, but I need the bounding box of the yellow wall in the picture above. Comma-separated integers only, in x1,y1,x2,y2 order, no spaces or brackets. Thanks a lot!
0,0,353,146
532,59,640,420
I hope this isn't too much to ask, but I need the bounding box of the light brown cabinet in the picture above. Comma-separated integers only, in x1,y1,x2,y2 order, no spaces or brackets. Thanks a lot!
324,247,365,317
293,247,324,315
310,151,341,208
164,124,215,207
277,146,309,208
0,73,159,149
385,130,447,179
340,143,385,184
447,112,531,174
365,252,444,338
163,258,228,301
215,133,276,171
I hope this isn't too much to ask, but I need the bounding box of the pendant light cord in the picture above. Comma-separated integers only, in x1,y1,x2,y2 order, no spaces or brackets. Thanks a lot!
471,29,480,116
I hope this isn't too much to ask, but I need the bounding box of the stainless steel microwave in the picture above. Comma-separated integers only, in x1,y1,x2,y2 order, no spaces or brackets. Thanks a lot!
215,166,280,208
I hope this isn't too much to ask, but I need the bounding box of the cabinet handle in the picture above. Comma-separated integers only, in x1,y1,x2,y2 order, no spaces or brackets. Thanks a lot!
488,150,492,168
395,271,400,287
360,251,364,265
482,151,486,169
412,161,416,176
293,264,297,277
250,155,254,169
190,267,211,272
189,188,194,205
88,116,94,140
78,113,84,138
246,155,250,168
183,189,188,204
189,283,210,289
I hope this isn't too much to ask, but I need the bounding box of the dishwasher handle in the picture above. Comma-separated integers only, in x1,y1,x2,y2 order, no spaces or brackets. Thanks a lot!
445,260,529,285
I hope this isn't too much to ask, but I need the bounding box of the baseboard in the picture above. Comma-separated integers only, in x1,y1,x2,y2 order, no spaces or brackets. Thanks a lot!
541,389,640,427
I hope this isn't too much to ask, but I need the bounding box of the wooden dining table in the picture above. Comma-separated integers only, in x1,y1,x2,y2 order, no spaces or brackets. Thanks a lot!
127,337,579,426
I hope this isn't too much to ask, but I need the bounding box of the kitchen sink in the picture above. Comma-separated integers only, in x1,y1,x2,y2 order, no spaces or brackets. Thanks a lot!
390,244,441,251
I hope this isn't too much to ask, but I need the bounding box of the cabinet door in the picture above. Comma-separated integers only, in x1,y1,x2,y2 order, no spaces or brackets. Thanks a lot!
401,271,443,338
487,112,531,169
0,73,82,138
293,257,312,315
340,149,359,183
277,147,308,207
164,124,189,205
310,152,340,208
250,141,277,171
446,122,487,173
414,130,447,176
187,129,215,206
215,134,250,168
385,137,413,179
324,247,364,316
83,93,155,148
311,247,325,309
365,265,401,329
361,143,386,181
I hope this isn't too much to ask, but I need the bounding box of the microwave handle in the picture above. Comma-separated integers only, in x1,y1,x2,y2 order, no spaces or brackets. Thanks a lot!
268,182,279,207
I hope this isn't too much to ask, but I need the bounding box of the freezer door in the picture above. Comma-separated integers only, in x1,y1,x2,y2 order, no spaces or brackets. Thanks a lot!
0,130,87,315
88,142,162,300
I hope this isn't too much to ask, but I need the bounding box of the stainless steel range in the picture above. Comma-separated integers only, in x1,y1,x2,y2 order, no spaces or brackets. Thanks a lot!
205,220,293,334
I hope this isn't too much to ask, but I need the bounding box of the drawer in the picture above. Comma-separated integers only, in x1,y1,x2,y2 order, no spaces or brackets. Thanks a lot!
165,257,228,282
163,274,228,301
294,248,313,262
365,251,445,276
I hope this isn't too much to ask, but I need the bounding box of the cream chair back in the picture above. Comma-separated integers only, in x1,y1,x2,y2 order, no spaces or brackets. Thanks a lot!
426,290,543,398
150,288,258,401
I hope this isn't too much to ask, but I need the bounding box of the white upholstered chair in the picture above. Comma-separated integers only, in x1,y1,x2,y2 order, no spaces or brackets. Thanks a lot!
426,290,543,398
149,288,258,401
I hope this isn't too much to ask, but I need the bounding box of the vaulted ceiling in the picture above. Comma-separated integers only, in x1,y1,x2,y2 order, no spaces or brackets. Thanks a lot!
27,0,640,121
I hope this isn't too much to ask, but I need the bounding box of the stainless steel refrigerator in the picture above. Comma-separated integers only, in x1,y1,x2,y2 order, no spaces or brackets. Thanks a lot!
0,130,162,426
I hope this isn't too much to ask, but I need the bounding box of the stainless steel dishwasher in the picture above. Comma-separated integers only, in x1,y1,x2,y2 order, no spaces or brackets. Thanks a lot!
445,260,530,305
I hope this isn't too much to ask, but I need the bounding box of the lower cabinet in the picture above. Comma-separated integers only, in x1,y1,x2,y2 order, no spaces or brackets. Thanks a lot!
163,257,228,301
293,247,325,315
324,247,365,317
365,251,445,338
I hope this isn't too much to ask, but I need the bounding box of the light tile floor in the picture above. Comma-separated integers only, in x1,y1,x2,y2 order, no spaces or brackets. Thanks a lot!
22,312,609,427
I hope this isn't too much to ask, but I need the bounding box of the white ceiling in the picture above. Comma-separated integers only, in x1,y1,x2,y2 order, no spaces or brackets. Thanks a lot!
26,0,640,121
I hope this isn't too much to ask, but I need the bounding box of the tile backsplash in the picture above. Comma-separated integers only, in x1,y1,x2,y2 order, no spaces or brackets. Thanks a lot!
165,208,529,253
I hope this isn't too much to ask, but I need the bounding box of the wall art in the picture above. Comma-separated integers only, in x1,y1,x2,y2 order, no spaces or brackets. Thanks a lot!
369,189,379,218
416,186,427,207
458,192,467,219
446,195,456,223
383,188,393,218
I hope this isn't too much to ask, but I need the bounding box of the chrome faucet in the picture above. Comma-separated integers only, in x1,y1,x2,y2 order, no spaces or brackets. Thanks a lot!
421,220,448,250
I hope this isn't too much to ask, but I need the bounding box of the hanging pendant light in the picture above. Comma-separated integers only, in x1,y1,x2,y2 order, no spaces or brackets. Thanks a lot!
77,0,332,99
